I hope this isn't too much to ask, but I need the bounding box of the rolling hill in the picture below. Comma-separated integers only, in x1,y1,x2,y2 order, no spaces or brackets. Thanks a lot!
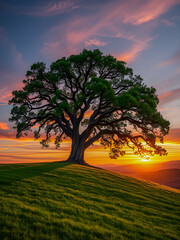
0,162,179,240
138,169,180,189
96,160,180,174
97,161,180,189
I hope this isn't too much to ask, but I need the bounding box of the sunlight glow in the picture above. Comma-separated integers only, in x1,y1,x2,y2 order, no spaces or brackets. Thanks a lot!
141,158,151,162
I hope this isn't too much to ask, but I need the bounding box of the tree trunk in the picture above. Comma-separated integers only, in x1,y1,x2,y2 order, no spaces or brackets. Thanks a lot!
66,137,87,165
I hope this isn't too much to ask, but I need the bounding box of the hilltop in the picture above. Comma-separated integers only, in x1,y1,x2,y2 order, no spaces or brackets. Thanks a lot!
0,162,179,240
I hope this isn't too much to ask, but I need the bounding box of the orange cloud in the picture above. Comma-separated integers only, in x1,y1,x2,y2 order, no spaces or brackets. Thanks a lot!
0,138,179,165
0,122,9,130
164,128,180,142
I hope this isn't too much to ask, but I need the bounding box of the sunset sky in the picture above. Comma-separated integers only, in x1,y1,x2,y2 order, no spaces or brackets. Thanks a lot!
0,0,180,165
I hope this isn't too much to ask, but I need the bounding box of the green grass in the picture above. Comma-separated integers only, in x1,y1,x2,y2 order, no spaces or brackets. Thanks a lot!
0,162,179,240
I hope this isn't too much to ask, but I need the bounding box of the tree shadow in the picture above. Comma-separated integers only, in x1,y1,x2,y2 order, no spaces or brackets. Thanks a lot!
0,161,71,185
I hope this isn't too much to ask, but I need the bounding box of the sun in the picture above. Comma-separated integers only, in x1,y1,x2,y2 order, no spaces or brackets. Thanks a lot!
141,155,151,162
141,158,150,162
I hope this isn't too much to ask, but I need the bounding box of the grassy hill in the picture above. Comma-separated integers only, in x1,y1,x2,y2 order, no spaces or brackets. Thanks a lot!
0,162,179,240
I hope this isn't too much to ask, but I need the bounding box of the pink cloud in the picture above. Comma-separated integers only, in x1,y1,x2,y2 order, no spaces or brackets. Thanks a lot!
41,12,150,61
84,39,107,47
41,0,180,62
159,88,180,105
0,88,12,105
116,37,155,63
161,19,175,26
122,0,180,25
159,51,180,66
0,122,9,130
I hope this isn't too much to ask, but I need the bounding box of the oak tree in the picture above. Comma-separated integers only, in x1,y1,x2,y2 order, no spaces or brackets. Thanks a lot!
9,49,170,165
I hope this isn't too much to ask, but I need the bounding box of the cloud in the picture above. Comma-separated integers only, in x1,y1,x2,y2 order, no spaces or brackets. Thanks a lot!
41,0,179,63
161,19,175,26
159,50,180,66
2,1,78,17
122,0,180,25
116,37,155,62
0,27,26,99
0,28,25,72
84,39,107,47
0,88,12,105
0,122,9,130
159,88,180,105
164,128,180,142
0,129,15,139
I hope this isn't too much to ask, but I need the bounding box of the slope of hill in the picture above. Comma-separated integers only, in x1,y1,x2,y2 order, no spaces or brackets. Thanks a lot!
0,162,179,240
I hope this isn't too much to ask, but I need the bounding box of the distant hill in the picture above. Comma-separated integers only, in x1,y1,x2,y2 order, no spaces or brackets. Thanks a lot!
0,162,179,240
96,160,180,173
138,169,180,189
96,161,180,189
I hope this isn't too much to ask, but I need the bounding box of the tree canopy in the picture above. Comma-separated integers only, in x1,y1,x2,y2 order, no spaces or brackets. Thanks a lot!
9,49,170,165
